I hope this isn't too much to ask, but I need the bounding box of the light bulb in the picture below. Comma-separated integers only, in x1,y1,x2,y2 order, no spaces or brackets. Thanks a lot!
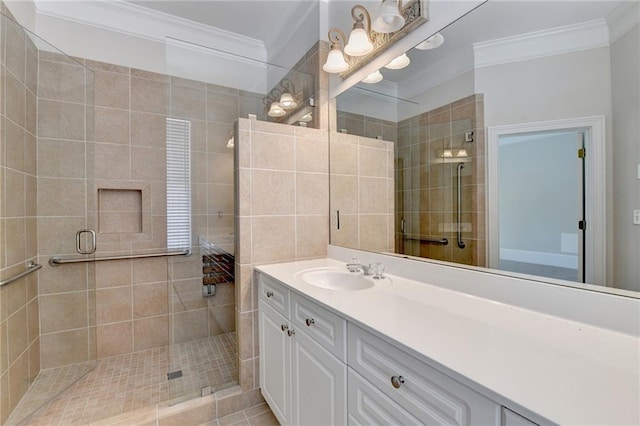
361,69,383,84
384,53,410,70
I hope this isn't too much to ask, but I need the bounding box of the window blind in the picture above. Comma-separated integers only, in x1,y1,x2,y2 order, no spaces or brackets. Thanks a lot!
166,118,192,249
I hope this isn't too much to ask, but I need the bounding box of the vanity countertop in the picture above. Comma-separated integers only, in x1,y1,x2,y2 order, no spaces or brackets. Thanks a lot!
255,258,640,426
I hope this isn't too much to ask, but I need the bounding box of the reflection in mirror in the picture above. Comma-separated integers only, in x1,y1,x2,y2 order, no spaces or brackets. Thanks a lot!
330,1,639,295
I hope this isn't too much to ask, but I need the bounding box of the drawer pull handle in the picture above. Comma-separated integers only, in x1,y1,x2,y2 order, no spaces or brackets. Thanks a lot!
281,324,288,332
287,329,296,337
391,375,405,389
266,291,274,298
305,318,315,326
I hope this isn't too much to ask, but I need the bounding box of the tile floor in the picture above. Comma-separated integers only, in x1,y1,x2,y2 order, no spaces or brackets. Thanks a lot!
8,333,237,425
201,403,279,426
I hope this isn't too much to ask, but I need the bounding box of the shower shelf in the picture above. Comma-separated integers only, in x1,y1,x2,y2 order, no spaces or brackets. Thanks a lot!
49,249,191,266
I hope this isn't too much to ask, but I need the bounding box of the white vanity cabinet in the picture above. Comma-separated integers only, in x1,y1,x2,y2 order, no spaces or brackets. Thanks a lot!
258,273,347,426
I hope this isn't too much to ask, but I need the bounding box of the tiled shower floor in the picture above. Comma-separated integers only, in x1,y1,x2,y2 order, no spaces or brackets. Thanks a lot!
9,333,237,425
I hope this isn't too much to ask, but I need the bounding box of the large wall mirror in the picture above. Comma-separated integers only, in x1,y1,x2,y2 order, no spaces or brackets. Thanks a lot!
329,0,639,296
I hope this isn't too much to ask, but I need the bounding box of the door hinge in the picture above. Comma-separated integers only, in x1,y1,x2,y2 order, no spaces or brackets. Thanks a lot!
578,148,586,158
578,220,587,230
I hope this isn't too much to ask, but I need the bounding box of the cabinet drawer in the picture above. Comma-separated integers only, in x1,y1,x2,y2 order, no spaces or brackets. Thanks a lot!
348,323,499,426
348,368,422,426
291,293,347,361
258,272,290,317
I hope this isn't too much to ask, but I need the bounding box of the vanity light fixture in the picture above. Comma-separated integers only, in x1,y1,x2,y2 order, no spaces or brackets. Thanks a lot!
323,29,349,73
384,53,410,69
415,32,444,50
322,0,427,77
279,92,297,110
226,137,234,149
344,5,374,57
299,112,313,123
372,0,405,33
267,102,286,118
361,69,383,84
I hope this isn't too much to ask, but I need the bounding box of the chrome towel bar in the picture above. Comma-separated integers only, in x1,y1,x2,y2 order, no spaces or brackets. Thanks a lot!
49,249,191,266
0,262,42,287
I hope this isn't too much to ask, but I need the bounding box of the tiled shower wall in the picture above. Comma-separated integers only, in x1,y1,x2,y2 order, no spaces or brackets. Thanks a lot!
35,53,258,363
0,9,40,423
397,94,486,266
235,117,329,392
329,132,395,253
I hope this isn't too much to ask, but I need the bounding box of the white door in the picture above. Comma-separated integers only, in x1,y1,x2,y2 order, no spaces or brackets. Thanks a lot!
291,328,347,426
258,300,291,425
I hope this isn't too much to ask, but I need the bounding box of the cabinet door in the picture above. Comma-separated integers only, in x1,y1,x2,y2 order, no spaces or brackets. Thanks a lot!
291,327,347,426
259,300,291,425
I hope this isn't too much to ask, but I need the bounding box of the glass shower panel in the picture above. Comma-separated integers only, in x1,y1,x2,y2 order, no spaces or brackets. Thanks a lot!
0,12,96,424
164,38,315,403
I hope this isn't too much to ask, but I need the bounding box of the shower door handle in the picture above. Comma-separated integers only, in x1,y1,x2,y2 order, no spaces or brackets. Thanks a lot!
76,229,96,255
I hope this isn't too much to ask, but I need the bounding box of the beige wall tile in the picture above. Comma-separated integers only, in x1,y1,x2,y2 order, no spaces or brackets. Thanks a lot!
5,169,25,217
96,286,132,325
237,312,253,361
207,121,234,154
8,351,28,413
5,119,25,172
132,257,167,284
251,170,295,216
94,107,130,144
133,282,168,318
158,394,216,426
5,218,25,266
38,139,85,178
40,329,89,369
37,216,86,256
131,146,166,181
171,278,206,313
28,337,40,383
38,99,85,141
359,146,388,178
171,84,206,121
210,303,235,335
6,72,25,127
251,216,295,263
250,132,294,171
206,92,239,124
0,321,7,373
296,216,329,259
131,76,168,114
96,259,132,288
330,175,358,214
208,183,234,216
295,136,328,173
134,315,168,351
295,173,328,215
359,177,390,214
1,372,8,424
208,153,234,185
38,60,86,103
38,262,88,294
27,299,38,345
40,292,88,333
94,69,130,109
5,22,26,83
7,306,27,365
331,214,358,249
97,321,133,358
359,214,391,252
172,309,208,343
6,274,26,317
329,141,358,174
131,112,166,147
37,178,86,216
94,143,130,180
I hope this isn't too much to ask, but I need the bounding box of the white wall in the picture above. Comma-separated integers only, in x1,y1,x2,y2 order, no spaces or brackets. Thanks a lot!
610,23,640,292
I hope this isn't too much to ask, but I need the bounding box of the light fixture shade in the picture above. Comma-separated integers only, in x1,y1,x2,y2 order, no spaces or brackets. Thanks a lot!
323,45,349,73
226,137,234,149
299,112,313,123
279,92,297,110
415,33,445,50
384,53,410,70
268,102,286,117
344,28,374,57
361,69,383,84
372,0,405,33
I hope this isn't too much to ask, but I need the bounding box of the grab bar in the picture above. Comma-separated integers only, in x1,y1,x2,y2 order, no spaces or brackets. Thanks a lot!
49,249,191,266
0,262,42,287
456,162,466,249
403,236,449,245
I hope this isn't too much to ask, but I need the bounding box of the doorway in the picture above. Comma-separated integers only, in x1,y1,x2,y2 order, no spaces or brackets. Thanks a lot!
487,117,606,285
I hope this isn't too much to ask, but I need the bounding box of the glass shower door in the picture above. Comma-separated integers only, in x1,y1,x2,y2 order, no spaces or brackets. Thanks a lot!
0,12,97,424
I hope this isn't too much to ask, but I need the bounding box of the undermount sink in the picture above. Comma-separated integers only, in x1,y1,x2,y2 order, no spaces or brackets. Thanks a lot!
296,268,374,291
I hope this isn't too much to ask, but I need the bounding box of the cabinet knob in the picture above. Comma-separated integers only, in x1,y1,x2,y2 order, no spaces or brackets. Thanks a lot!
287,329,296,337
390,375,405,389
305,318,315,326
266,291,274,298
281,324,288,332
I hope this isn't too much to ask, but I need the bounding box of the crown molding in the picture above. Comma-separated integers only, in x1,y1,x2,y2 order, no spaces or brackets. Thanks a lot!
474,19,610,69
607,1,640,43
31,0,267,61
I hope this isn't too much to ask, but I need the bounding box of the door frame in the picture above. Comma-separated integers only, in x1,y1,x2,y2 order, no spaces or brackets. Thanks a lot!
487,116,606,285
